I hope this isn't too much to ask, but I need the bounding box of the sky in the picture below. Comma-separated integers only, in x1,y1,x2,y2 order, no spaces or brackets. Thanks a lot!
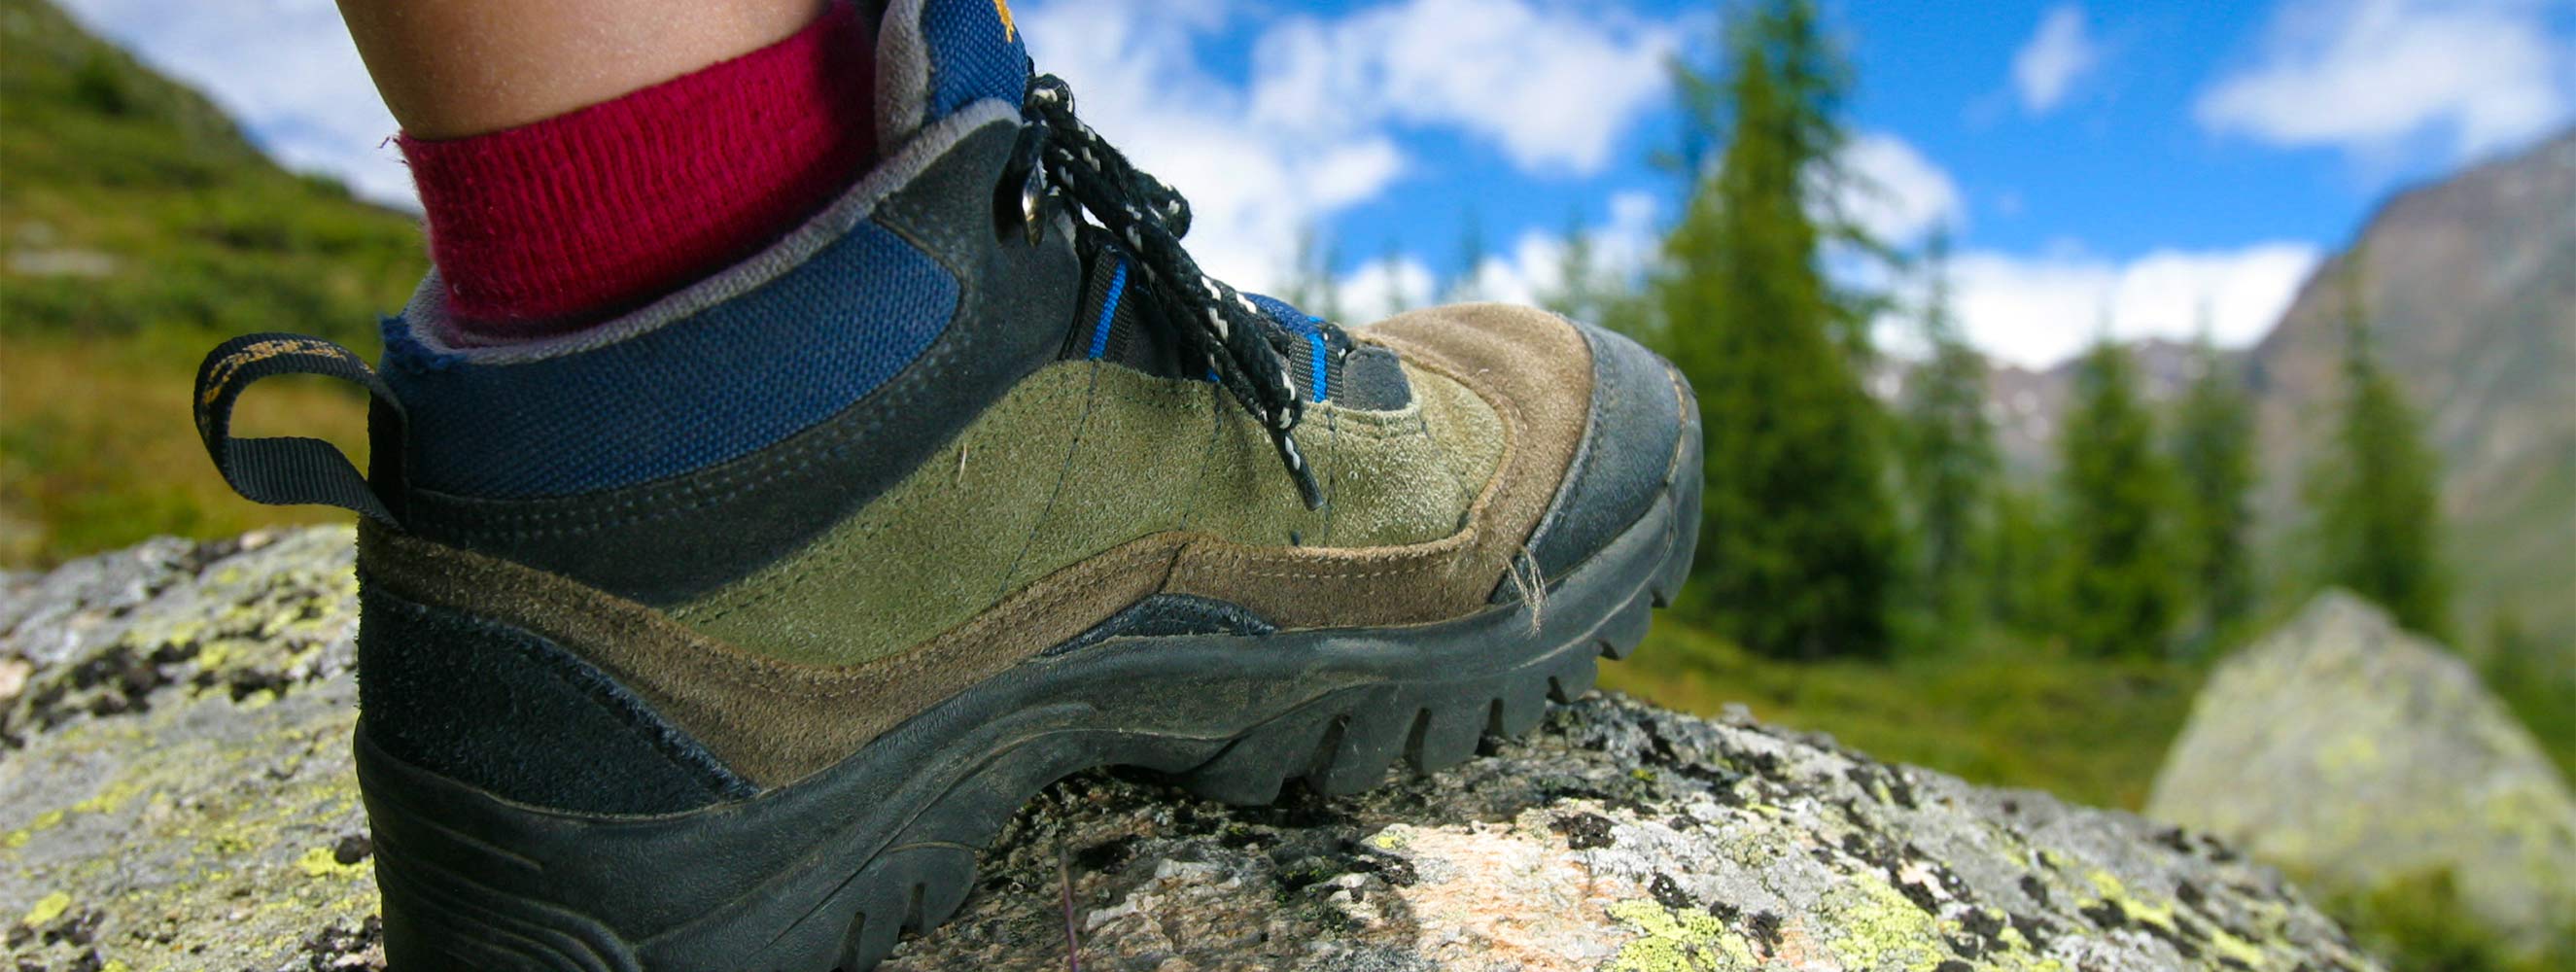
55,0,2576,367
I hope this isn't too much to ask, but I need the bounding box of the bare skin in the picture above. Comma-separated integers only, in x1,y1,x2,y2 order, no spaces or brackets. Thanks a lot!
334,0,829,139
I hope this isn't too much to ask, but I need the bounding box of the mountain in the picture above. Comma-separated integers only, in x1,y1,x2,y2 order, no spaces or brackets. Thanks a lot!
2246,129,2576,647
1977,337,2224,477
1916,130,2574,648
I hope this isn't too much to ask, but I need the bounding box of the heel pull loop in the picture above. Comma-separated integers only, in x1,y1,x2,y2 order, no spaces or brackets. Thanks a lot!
193,332,408,528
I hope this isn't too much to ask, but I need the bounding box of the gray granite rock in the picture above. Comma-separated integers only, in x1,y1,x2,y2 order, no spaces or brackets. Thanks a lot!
4,530,2381,971
2150,590,2576,962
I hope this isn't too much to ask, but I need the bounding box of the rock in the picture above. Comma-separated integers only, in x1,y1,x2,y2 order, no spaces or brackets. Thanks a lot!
4,531,2381,971
2148,590,2576,961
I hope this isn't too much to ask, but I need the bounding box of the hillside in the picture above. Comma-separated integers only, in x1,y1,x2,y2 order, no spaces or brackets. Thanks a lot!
0,0,424,564
2246,129,2576,648
1928,130,2574,649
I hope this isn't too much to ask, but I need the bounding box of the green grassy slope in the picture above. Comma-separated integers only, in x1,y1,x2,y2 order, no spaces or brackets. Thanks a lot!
1603,625,2204,811
0,0,424,563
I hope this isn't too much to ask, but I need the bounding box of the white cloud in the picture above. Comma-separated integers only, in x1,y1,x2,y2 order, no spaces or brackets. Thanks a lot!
1022,0,1680,293
1017,0,1416,292
58,0,413,207
1471,191,1663,308
1836,132,1965,245
59,0,1683,300
2012,4,2103,115
2196,0,2573,159
1248,0,1681,175
1938,243,2323,367
1340,255,1440,318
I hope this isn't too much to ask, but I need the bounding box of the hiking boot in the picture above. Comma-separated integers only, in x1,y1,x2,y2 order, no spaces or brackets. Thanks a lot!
190,2,1699,967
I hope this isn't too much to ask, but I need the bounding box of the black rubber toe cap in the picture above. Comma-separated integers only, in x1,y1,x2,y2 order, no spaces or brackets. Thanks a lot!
1514,320,1693,589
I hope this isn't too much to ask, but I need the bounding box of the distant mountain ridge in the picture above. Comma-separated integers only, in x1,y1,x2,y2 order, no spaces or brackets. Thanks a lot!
2247,128,2576,646
1941,129,2575,646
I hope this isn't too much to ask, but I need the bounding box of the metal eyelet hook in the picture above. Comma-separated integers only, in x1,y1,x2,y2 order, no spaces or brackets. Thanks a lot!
1019,163,1050,246
998,123,1053,246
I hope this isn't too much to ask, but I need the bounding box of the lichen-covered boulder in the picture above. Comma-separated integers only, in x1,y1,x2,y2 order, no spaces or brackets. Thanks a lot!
2148,590,2576,961
5,531,2381,971
2,528,378,969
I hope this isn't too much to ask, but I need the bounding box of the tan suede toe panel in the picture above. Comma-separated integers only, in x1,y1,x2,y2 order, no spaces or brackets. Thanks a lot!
1166,303,1593,627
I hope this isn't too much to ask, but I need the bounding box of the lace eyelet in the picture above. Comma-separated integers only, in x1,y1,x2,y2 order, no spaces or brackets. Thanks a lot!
994,125,1051,245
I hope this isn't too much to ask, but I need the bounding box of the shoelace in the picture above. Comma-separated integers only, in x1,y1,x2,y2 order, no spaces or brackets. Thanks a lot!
1007,72,1332,509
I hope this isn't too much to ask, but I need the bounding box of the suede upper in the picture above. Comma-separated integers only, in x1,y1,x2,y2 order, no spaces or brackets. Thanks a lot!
361,299,1615,787
350,6,1683,797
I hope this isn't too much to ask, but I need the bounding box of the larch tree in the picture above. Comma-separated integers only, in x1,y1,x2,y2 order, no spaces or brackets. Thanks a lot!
1656,0,1899,659
2309,257,2450,639
2055,334,2183,658
1897,228,1999,631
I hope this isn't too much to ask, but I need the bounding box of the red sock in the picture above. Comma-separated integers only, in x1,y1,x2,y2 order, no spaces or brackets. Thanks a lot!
400,3,877,343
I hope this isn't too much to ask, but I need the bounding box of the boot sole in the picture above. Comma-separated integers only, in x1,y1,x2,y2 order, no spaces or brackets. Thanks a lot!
358,426,1701,971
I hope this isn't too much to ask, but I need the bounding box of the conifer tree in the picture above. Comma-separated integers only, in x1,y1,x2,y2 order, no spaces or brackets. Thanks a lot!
1897,229,1997,628
1658,0,1898,659
1544,213,1661,347
2055,334,2183,658
2172,321,2257,649
2310,259,2450,638
1986,485,2060,634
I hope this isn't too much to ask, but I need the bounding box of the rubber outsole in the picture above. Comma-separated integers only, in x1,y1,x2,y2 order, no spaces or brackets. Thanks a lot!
359,423,1701,972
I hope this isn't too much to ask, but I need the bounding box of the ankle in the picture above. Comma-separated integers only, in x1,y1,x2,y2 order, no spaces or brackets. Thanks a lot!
399,2,877,344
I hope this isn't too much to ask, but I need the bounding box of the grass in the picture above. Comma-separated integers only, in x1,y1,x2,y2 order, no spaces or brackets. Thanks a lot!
1,335,367,563
0,0,423,566
1602,621,2205,812
2323,869,2575,972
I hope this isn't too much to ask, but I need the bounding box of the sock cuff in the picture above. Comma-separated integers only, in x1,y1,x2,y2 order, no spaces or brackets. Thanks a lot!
401,2,877,340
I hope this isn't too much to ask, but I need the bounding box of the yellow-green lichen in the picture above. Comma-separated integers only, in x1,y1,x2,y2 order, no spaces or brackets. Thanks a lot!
2084,867,2277,971
295,845,365,880
1820,876,1953,971
1608,898,1760,971
22,889,71,926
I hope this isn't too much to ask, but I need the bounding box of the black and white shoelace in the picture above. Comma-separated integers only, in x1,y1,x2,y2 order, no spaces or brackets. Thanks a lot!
1006,72,1334,509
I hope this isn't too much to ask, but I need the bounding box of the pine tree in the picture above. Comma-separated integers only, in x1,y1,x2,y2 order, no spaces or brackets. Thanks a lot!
1544,212,1661,347
1658,0,1898,659
1897,229,1997,629
1986,484,2060,634
2054,335,2183,658
2310,258,2450,638
2171,322,2257,650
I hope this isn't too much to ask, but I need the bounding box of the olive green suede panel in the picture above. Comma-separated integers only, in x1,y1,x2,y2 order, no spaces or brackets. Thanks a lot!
675,358,1505,667
361,524,1188,787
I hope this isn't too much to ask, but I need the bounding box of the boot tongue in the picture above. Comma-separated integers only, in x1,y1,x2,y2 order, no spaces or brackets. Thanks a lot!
875,0,1030,148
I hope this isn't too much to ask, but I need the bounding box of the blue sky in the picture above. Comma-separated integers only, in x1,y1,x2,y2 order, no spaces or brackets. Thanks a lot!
58,0,2576,365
